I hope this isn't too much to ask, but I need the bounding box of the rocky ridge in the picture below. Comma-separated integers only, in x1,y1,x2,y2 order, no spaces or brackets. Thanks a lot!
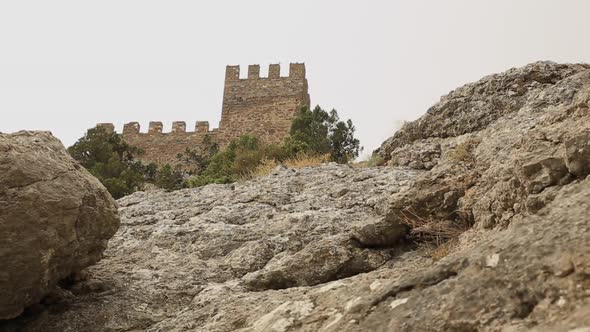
3,61,590,331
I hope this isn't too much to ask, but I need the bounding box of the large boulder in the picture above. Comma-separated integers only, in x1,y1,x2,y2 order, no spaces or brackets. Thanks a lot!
0,131,119,320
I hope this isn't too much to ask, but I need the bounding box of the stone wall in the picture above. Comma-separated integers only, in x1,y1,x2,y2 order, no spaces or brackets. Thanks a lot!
97,121,218,167
96,63,310,168
218,63,310,146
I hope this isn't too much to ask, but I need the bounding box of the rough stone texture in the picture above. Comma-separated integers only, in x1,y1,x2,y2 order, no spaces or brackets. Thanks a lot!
376,61,589,158
0,131,120,320
377,61,590,230
97,63,310,167
116,121,216,167
219,63,310,146
4,62,590,331
345,178,590,332
0,164,419,331
564,129,590,177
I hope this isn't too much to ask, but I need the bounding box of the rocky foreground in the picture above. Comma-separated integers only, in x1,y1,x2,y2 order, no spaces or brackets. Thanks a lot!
0,131,119,321
2,61,590,331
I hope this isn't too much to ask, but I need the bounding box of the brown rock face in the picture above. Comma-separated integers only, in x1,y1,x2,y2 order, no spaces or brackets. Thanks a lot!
0,131,119,320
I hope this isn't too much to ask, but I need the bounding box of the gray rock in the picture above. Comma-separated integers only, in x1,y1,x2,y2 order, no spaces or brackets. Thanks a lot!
341,178,590,332
564,129,590,177
380,61,590,230
6,62,590,332
351,218,408,248
0,131,119,320
375,61,590,159
4,164,417,331
388,139,441,170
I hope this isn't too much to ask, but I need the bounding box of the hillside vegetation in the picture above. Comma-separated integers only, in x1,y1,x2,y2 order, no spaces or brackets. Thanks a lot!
68,106,360,198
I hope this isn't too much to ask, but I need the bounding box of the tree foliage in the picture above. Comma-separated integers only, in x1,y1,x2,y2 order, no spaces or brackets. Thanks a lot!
69,105,362,194
186,106,361,187
286,106,361,163
176,134,219,174
68,127,146,198
186,135,286,187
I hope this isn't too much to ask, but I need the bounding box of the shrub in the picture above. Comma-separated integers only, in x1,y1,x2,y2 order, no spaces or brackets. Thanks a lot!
400,210,469,245
241,152,330,181
155,164,185,191
68,127,146,199
241,158,279,181
284,152,329,168
286,106,361,163
186,135,285,187
418,239,460,261
176,134,219,174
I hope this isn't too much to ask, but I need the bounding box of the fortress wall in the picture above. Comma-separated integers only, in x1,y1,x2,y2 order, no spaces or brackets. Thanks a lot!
99,121,217,167
96,63,310,167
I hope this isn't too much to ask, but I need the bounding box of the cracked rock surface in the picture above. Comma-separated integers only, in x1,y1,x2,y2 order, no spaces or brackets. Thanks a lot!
3,165,420,331
3,62,590,331
0,131,119,320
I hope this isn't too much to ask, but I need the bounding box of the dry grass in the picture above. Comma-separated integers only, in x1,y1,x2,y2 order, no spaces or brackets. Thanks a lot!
418,239,460,261
284,153,330,168
242,158,279,180
400,209,470,260
241,153,330,181
401,210,469,245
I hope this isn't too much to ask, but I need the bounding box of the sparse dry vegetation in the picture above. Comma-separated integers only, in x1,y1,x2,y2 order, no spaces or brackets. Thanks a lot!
418,239,460,261
284,153,330,168
242,153,330,181
448,137,481,163
353,154,386,168
400,209,470,260
366,154,386,167
241,158,279,180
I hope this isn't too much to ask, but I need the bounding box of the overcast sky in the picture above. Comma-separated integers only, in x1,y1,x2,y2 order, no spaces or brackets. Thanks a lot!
1,0,589,157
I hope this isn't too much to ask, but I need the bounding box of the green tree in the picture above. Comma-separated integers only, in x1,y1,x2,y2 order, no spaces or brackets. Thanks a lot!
329,118,361,163
155,164,185,191
68,127,146,198
176,134,219,174
286,105,361,163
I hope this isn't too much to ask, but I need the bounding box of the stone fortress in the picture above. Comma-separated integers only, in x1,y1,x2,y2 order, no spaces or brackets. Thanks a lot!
97,63,310,166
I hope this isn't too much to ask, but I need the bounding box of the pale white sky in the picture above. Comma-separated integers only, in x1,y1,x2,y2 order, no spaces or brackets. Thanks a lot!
1,0,589,157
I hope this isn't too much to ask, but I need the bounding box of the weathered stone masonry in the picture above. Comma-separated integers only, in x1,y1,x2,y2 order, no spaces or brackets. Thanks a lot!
97,63,310,167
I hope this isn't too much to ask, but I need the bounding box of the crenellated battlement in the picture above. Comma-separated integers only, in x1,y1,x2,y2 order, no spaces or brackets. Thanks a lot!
224,63,307,81
98,121,216,135
96,62,310,168
172,121,186,133
96,123,115,133
123,122,140,135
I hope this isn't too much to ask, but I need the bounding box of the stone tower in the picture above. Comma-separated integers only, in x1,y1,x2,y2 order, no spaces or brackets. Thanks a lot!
217,63,310,146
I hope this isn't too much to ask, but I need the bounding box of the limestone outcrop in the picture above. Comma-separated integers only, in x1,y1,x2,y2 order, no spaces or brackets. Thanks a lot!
3,62,589,331
377,61,590,230
0,131,120,320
